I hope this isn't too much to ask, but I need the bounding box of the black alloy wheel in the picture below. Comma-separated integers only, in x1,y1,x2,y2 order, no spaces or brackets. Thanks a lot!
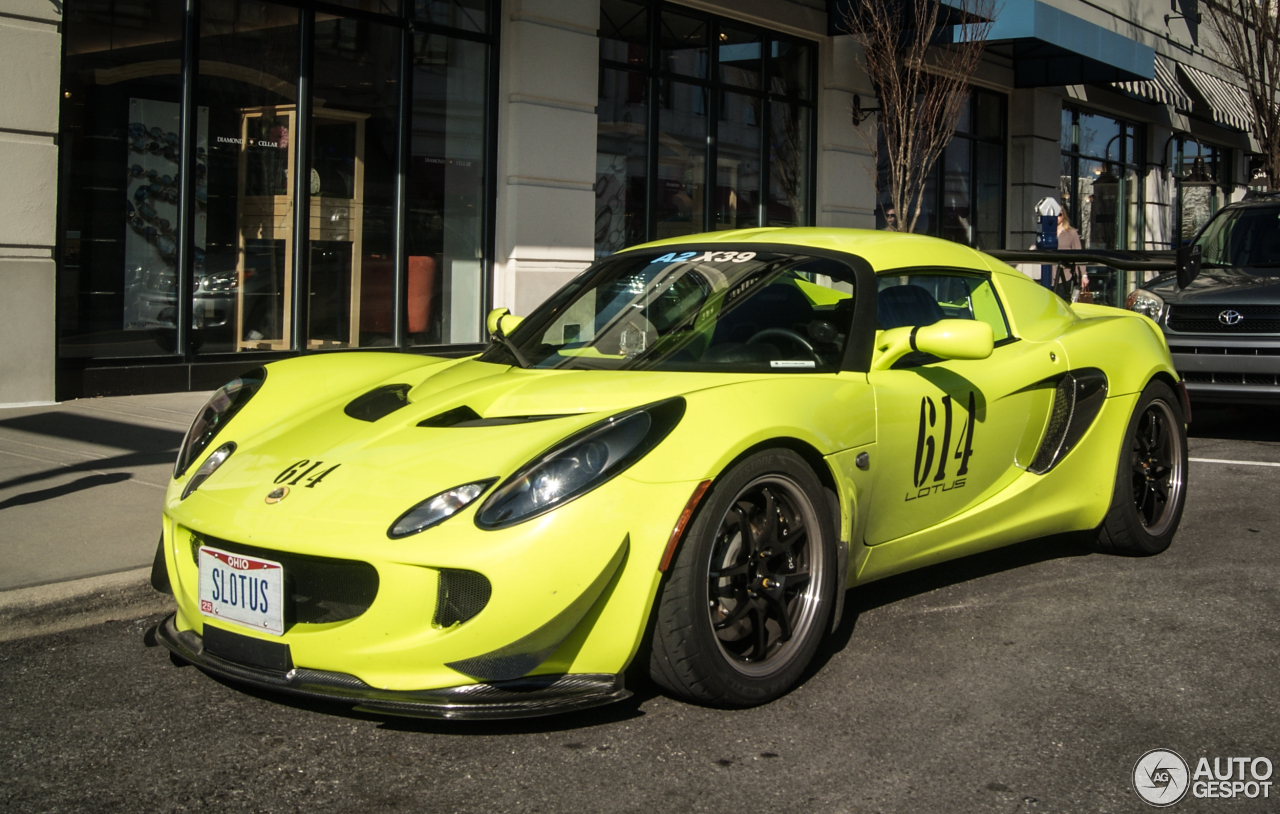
1097,380,1188,555
650,449,836,707
1130,398,1185,537
707,475,823,671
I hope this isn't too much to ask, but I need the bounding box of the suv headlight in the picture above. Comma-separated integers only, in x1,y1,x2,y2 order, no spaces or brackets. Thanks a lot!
175,368,266,478
1125,289,1164,322
475,398,686,529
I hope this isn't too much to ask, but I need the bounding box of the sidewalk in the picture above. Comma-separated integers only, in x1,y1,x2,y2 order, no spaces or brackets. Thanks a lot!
0,391,210,593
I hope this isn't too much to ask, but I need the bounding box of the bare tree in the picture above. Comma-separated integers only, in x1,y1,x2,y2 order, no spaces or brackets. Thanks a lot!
1204,0,1280,190
840,0,995,232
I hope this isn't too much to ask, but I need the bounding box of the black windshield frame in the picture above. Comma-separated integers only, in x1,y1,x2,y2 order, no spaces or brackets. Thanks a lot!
478,243,879,373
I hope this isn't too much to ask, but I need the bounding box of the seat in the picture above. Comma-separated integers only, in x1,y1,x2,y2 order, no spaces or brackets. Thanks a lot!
876,284,947,330
709,281,816,346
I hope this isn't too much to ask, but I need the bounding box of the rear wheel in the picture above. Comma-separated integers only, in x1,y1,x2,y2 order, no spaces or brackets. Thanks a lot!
649,449,836,707
1096,380,1188,555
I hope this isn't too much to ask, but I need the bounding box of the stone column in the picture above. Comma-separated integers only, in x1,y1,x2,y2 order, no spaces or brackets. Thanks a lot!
0,0,61,406
817,36,877,229
493,0,600,318
1007,88,1063,251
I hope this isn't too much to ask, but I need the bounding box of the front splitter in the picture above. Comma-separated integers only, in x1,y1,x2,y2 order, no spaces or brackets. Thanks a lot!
155,614,631,720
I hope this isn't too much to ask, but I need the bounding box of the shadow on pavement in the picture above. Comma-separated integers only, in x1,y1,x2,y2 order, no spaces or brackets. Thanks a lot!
0,472,133,510
806,531,1094,680
0,450,176,493
0,412,184,452
1188,403,1280,442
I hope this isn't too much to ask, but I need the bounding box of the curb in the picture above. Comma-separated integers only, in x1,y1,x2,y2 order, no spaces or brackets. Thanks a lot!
0,568,173,642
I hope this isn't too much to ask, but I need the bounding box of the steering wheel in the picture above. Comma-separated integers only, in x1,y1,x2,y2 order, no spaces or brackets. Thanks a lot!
745,327,822,364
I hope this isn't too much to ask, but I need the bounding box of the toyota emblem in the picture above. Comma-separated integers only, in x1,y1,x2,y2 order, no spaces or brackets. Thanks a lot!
1218,309,1244,326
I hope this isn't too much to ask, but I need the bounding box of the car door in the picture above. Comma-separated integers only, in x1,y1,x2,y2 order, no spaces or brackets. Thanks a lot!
863,269,1059,545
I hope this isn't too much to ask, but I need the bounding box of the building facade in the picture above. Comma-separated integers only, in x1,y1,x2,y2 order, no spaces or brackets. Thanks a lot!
0,0,1262,404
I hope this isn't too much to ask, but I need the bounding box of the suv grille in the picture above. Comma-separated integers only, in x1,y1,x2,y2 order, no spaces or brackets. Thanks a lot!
187,531,379,625
1181,372,1280,386
1167,304,1280,333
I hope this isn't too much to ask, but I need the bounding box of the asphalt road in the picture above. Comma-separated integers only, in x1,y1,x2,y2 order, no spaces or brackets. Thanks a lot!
2,404,1278,814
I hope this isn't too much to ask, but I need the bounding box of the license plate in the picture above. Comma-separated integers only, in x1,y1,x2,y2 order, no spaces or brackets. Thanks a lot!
197,546,286,636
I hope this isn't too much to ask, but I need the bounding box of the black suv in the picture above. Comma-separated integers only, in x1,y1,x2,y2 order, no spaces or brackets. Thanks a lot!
1128,194,1280,404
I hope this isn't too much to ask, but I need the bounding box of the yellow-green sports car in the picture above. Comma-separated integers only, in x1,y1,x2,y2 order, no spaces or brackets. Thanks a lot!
153,227,1191,719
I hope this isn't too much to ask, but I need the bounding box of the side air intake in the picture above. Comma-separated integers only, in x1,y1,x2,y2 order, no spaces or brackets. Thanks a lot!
434,569,492,627
1027,369,1108,475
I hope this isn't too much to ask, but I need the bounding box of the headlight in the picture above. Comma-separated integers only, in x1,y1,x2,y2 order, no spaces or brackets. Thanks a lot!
175,367,266,477
1125,289,1164,322
181,442,236,500
389,480,496,539
475,398,686,529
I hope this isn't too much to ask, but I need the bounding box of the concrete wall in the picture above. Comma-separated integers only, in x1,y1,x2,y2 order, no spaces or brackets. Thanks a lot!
0,0,61,406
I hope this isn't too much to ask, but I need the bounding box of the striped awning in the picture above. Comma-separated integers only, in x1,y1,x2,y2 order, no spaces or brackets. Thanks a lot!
1113,58,1192,109
1179,64,1254,131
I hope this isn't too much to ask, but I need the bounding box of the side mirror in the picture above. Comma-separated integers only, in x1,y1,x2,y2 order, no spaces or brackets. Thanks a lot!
1176,244,1202,289
485,307,523,337
873,319,994,370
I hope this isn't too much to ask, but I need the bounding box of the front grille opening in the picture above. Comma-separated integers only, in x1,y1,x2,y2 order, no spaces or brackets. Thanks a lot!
188,531,378,625
434,569,491,628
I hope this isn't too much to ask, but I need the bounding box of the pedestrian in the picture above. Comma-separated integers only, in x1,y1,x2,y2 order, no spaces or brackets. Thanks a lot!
879,203,898,231
1056,209,1090,301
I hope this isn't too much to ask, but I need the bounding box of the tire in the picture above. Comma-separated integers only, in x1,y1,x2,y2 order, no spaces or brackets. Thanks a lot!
1096,379,1188,556
649,449,837,707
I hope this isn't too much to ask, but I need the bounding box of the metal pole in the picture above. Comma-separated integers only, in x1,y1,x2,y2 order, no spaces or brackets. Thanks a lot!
290,10,314,353
393,25,412,349
176,0,200,365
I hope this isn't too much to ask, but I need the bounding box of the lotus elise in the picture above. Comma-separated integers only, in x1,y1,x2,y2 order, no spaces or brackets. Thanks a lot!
153,227,1190,719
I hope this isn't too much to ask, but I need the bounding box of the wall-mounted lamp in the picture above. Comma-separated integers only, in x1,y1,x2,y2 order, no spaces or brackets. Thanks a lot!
1165,0,1201,25
851,94,880,126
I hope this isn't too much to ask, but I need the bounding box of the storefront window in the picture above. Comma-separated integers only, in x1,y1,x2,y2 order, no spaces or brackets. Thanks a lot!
595,0,815,257
1060,106,1144,252
58,3,186,359
656,81,708,238
309,16,403,349
407,33,488,346
769,102,809,227
58,0,496,376
596,68,648,251
196,0,301,353
901,87,1006,249
1173,138,1230,245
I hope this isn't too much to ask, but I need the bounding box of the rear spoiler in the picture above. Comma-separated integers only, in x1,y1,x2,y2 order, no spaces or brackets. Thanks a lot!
986,246,1201,288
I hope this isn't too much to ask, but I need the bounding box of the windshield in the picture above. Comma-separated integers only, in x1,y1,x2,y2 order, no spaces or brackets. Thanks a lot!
1196,206,1280,269
479,249,859,372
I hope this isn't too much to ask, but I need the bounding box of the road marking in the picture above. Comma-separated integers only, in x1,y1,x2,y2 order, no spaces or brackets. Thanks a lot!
1190,457,1280,468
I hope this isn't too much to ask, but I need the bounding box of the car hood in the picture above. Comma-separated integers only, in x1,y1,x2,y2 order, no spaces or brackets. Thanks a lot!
173,357,766,538
1148,268,1280,305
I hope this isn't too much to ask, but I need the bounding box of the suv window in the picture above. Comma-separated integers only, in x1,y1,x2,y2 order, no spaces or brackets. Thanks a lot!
1197,205,1280,269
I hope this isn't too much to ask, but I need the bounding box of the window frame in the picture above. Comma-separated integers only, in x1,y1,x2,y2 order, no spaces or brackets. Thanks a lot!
873,267,1015,348
595,0,818,257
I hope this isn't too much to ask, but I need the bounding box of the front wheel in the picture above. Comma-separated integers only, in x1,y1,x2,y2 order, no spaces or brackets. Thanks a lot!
1096,379,1188,555
649,449,836,707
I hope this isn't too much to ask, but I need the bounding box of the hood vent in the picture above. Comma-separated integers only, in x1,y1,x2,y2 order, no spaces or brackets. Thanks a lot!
345,384,412,422
418,405,568,428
